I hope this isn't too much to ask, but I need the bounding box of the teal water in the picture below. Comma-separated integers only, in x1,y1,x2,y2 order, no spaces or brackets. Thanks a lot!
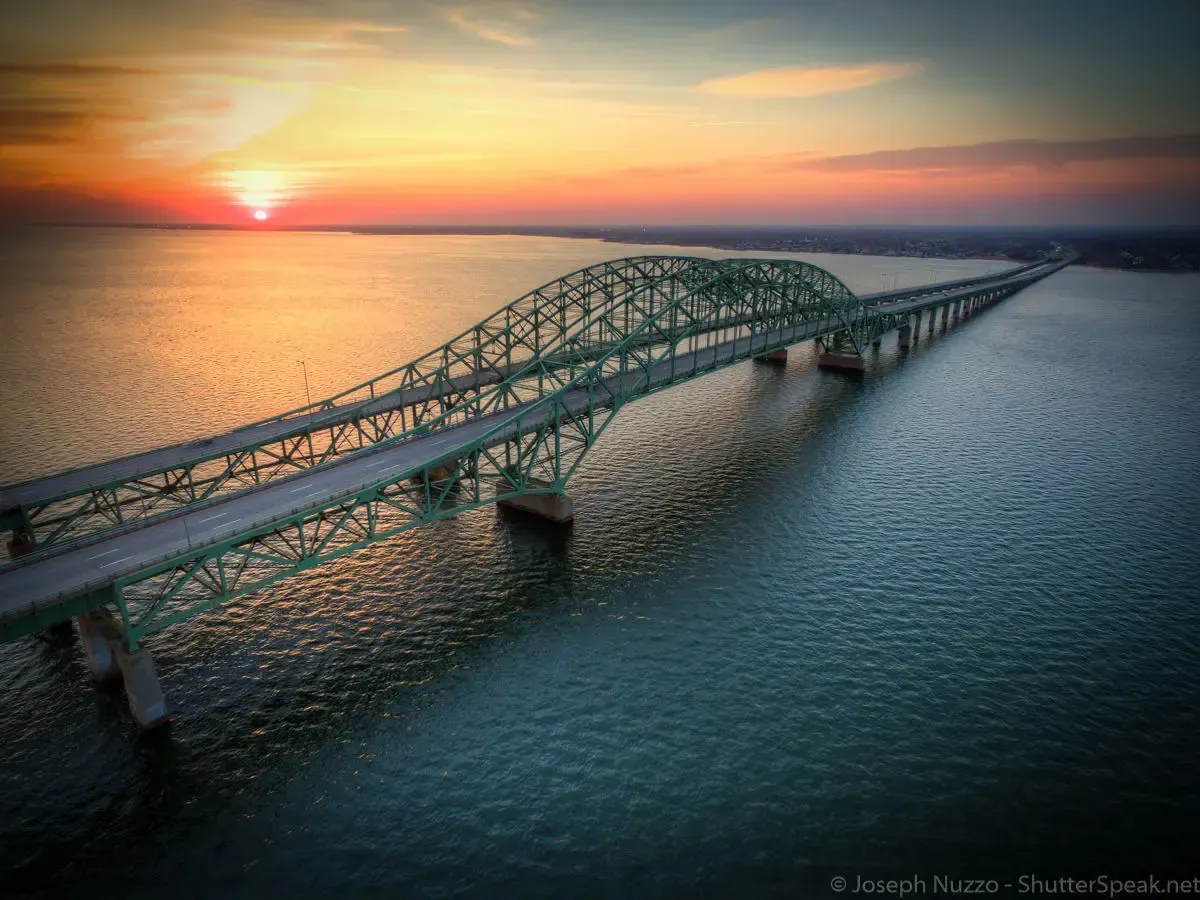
1,229,1198,896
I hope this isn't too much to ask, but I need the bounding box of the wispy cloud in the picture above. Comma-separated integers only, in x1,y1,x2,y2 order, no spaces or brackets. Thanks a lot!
442,3,538,46
0,62,160,78
697,62,924,99
796,135,1200,172
0,107,144,147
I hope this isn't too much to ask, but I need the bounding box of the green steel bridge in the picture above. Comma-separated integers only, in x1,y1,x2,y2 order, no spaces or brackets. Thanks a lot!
0,254,1069,726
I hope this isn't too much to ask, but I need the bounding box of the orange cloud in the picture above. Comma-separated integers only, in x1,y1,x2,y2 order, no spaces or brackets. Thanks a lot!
792,134,1200,172
442,4,538,46
697,62,924,99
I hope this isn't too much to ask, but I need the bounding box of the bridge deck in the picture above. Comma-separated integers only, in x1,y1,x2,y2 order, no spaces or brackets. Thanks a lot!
0,317,833,621
0,371,505,511
0,260,1041,516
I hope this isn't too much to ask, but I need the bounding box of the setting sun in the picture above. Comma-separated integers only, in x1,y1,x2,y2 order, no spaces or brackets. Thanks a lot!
253,209,268,221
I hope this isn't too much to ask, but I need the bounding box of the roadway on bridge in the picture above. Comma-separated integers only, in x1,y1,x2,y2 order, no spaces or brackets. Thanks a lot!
0,257,1069,628
0,260,1041,516
0,371,506,511
0,316,844,619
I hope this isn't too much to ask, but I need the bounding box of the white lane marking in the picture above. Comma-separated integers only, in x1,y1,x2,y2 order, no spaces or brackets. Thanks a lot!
87,548,121,560
303,490,325,498
199,511,232,523
99,555,134,570
289,484,311,493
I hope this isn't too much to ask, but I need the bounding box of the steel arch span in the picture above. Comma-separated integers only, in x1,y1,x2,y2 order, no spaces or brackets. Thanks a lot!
75,258,909,646
1,255,860,557
1,256,713,553
0,253,1070,654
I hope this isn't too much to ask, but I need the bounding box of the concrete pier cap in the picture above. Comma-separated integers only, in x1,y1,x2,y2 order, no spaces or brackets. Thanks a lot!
495,480,575,523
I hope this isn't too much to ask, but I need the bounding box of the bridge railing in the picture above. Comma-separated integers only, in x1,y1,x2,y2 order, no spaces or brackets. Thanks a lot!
2,255,1053,562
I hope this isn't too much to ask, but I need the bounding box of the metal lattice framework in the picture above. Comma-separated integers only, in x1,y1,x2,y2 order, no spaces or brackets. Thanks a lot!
3,256,725,554
101,257,883,645
0,254,1071,647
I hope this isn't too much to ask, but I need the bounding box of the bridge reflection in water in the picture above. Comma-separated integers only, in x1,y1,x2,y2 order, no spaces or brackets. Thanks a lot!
0,254,1070,726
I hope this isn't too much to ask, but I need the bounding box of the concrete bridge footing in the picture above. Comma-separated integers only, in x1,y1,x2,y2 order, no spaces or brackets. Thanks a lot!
6,529,34,559
755,348,788,363
898,324,912,350
496,484,575,523
818,351,866,373
76,607,169,728
118,647,169,730
77,609,123,682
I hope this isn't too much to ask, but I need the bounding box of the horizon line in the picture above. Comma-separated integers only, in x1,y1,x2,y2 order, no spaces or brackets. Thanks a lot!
8,222,1199,233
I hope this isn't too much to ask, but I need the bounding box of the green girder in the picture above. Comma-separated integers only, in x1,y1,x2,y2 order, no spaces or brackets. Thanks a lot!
0,254,1061,647
3,256,716,555
107,257,885,646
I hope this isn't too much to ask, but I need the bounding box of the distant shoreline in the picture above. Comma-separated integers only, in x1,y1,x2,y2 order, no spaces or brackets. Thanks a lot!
16,222,1200,272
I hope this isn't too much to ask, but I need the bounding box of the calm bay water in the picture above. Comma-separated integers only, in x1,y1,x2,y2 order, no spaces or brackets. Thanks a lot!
1,228,1198,896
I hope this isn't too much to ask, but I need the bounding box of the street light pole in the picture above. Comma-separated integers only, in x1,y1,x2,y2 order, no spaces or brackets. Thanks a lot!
300,360,313,409
300,360,314,427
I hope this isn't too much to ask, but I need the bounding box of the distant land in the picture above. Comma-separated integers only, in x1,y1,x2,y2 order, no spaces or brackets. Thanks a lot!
30,223,1200,272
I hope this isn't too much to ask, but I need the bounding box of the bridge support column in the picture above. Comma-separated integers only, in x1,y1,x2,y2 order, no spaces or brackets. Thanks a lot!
116,645,169,730
818,350,866,372
755,348,788,363
77,609,123,682
496,482,575,524
898,323,912,350
928,309,936,335
941,305,949,330
6,527,34,559
913,311,922,341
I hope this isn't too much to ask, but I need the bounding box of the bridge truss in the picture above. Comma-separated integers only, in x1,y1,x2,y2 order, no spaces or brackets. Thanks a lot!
0,254,1061,650
77,258,895,646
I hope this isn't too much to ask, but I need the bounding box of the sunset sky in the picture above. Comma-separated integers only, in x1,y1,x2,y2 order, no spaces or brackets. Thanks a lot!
2,0,1198,226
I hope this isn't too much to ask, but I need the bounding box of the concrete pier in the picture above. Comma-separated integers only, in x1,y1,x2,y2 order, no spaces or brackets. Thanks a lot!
6,528,34,559
818,351,866,372
755,348,788,363
496,482,575,523
913,311,922,338
117,646,169,730
898,323,912,350
77,609,123,682
941,305,949,329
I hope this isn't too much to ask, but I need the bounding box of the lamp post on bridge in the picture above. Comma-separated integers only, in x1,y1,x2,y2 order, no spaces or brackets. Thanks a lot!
300,360,314,428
